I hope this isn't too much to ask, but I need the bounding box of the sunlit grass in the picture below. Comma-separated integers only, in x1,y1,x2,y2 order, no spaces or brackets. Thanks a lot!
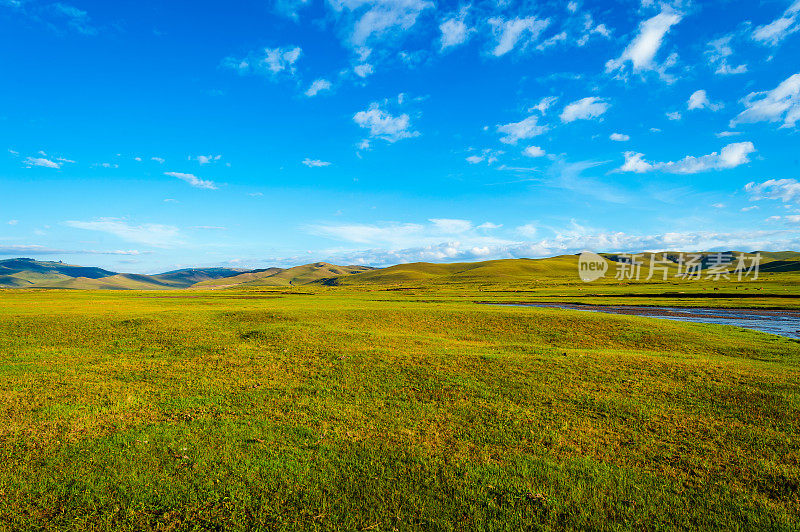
0,289,798,529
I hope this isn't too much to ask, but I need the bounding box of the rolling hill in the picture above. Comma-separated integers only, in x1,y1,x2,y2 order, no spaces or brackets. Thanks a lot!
2,251,798,290
0,258,117,288
325,256,580,286
0,259,256,290
192,263,374,289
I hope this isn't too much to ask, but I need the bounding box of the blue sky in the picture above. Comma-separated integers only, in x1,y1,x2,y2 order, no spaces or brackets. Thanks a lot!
1,0,799,273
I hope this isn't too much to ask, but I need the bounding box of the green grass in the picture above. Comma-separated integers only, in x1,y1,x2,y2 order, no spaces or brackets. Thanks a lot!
0,289,799,530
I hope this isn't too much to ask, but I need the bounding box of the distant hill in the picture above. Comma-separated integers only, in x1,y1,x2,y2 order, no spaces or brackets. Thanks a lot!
193,263,374,289
326,256,579,286
0,258,117,288
150,267,253,288
2,251,798,290
0,258,255,290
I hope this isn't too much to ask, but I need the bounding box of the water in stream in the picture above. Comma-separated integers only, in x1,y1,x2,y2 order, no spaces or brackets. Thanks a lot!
499,303,800,340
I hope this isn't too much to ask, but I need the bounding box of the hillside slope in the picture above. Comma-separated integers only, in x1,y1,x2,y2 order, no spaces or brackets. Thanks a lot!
0,258,116,287
328,256,579,286
193,263,374,289
0,259,256,290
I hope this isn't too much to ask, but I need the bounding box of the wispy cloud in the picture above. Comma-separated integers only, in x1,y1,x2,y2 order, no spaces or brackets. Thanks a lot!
164,171,218,190
497,115,548,144
49,2,96,35
488,16,550,56
439,7,472,51
192,155,221,165
619,142,755,174
302,158,332,167
305,217,509,251
353,101,418,143
605,8,681,80
752,0,800,45
687,89,723,111
560,97,609,123
328,0,434,48
223,46,302,78
301,223,798,266
706,35,747,75
745,179,800,203
730,73,800,129
0,245,145,256
305,78,332,97
64,218,181,247
23,157,61,169
273,0,311,21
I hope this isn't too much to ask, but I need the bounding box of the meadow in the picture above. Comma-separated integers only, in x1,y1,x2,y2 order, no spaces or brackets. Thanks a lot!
0,286,798,530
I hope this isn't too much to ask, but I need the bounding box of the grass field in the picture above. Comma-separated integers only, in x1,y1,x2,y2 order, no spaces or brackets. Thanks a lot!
1,287,799,530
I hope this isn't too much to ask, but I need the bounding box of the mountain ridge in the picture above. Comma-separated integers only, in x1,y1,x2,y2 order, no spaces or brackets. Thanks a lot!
1,251,798,290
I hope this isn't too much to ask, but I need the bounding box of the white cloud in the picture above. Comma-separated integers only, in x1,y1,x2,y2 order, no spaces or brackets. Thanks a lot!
465,148,503,165
488,16,550,56
193,155,222,165
8,220,18,225
478,222,502,230
164,171,218,190
523,145,546,157
328,0,434,48
496,115,548,144
517,224,537,237
619,142,756,174
619,152,652,173
274,0,311,20
50,2,96,35
439,7,472,50
354,63,374,77
560,97,609,123
307,221,423,245
65,218,181,247
301,224,800,266
706,35,747,75
537,32,567,51
23,157,61,169
610,133,630,141
716,131,741,138
353,102,418,142
302,158,332,167
687,89,722,111
0,244,146,256
666,111,682,121
530,96,558,114
715,62,748,75
223,46,302,77
605,8,681,78
730,73,800,129
752,0,800,45
745,179,800,203
305,218,514,254
305,78,332,97
151,157,165,163
429,218,472,233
